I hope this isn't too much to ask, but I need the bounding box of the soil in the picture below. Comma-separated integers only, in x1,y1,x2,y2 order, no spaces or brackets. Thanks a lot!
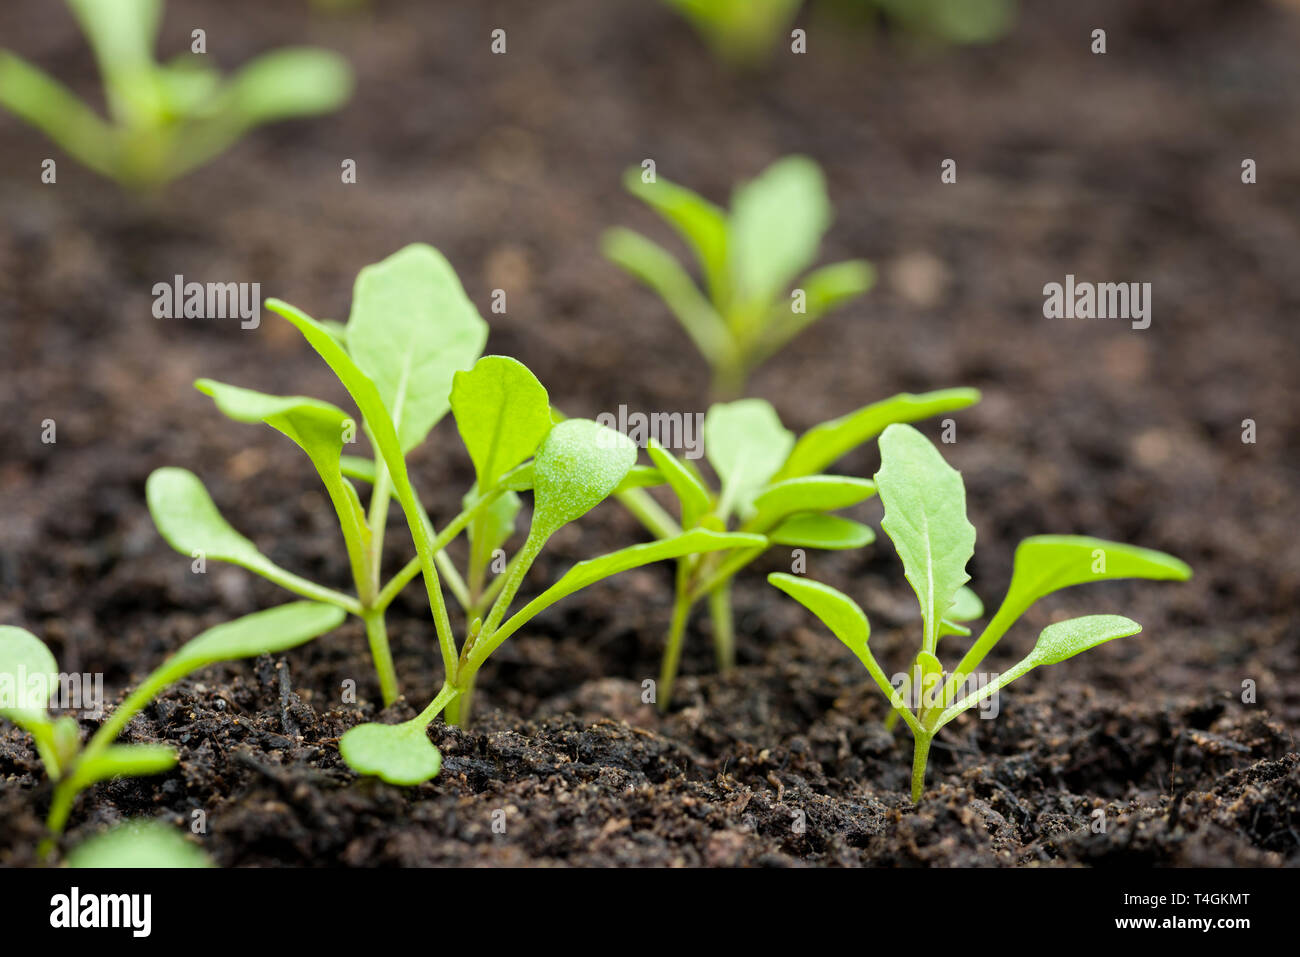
1,0,1298,867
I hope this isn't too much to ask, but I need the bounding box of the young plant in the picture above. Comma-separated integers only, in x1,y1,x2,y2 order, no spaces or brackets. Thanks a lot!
769,423,1191,801
662,0,804,67
616,388,980,706
148,244,489,708
602,156,875,397
0,0,352,188
0,602,343,856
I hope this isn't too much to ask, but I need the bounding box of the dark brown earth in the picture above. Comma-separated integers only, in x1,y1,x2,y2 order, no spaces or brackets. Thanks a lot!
1,0,1297,867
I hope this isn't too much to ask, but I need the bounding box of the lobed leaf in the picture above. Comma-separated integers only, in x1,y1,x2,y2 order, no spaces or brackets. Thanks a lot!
874,424,976,652
345,244,488,454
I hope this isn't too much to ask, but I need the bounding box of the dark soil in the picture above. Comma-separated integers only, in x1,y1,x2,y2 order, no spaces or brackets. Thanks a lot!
1,0,1297,866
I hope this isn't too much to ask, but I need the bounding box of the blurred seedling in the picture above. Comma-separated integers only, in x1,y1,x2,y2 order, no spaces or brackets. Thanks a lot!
603,156,874,397
615,388,979,706
0,0,351,188
0,602,342,859
770,423,1191,800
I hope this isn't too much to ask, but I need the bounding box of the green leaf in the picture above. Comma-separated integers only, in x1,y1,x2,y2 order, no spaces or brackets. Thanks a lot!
776,388,982,481
601,227,730,365
728,157,831,310
170,601,346,671
938,584,983,638
767,573,870,655
1029,614,1143,667
470,530,767,668
1002,536,1193,620
146,467,279,577
450,356,552,491
934,615,1143,732
646,440,713,528
914,650,945,726
704,399,794,518
0,626,58,728
221,47,353,126
874,424,976,652
340,455,377,484
613,465,665,493
529,419,637,537
0,53,119,179
747,475,876,531
466,487,521,558
339,719,441,786
345,244,488,454
196,379,351,454
69,744,177,792
760,259,875,357
768,514,875,550
67,820,213,869
622,167,730,301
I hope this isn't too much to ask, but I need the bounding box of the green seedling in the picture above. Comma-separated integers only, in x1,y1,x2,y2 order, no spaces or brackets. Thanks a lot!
770,423,1191,800
869,0,1016,45
0,0,351,188
65,819,213,868
663,0,804,66
615,388,979,707
0,602,343,857
603,156,875,397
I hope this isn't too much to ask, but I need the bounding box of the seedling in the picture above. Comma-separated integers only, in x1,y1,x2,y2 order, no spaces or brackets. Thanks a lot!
0,0,352,188
603,156,874,397
616,388,979,706
0,601,343,857
662,0,804,66
770,423,1191,800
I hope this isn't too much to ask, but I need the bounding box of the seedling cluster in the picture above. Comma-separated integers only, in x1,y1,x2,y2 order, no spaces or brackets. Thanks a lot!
1,234,1192,863
0,0,352,188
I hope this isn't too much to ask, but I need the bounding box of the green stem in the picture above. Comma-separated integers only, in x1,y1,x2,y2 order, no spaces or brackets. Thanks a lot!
414,681,460,728
615,487,681,541
708,580,735,671
910,732,933,802
362,611,399,707
657,567,695,710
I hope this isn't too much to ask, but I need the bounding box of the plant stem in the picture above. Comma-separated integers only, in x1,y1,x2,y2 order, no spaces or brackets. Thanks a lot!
362,610,399,707
615,487,680,541
709,581,735,671
910,732,933,802
657,571,694,710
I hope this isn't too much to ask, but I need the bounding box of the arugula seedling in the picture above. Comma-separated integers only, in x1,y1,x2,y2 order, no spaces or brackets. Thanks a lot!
662,0,804,67
615,388,980,707
0,601,343,856
0,0,351,188
148,244,489,707
603,156,875,397
770,423,1191,800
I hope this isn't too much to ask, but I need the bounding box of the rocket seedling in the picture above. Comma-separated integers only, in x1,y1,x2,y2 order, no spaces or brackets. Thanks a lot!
0,601,343,856
0,0,351,188
615,388,980,707
770,423,1192,801
603,156,875,397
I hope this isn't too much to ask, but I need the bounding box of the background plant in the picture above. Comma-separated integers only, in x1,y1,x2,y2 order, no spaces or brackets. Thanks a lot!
602,156,874,397
617,388,978,706
770,423,1191,800
0,602,341,859
0,0,352,188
